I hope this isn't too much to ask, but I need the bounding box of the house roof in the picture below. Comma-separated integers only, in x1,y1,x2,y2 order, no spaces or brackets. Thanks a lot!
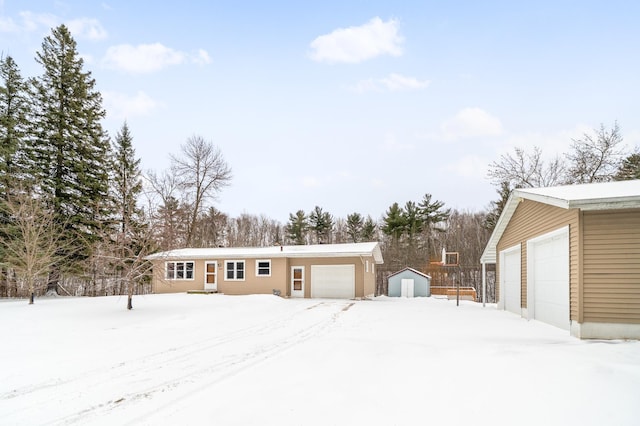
387,267,431,280
145,241,384,264
480,179,640,264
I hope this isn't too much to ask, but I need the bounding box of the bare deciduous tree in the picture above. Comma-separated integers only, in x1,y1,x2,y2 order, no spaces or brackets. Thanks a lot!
171,135,232,246
1,194,70,304
488,146,566,189
565,122,625,183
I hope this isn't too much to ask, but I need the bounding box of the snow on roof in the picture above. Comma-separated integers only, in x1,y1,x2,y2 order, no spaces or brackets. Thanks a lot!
516,179,640,210
145,242,384,264
481,179,640,264
387,267,431,279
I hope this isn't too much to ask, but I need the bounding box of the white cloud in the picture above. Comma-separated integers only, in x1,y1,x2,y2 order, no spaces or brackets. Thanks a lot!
0,11,106,41
103,90,161,119
102,43,211,73
13,11,57,33
351,73,429,93
309,17,403,64
441,107,503,140
193,48,212,65
67,18,107,40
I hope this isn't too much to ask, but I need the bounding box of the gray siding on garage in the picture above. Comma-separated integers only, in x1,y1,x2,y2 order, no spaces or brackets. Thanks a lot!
388,268,431,297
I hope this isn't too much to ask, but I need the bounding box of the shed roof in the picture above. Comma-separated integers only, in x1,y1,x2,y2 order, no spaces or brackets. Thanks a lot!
480,179,640,264
145,242,384,264
387,267,431,280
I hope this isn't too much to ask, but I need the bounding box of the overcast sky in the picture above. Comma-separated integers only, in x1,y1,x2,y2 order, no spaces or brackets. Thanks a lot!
2,1,639,223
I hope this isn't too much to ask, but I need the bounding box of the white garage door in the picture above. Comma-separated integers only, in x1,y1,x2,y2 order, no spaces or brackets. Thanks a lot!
500,245,521,315
528,228,570,330
311,265,355,299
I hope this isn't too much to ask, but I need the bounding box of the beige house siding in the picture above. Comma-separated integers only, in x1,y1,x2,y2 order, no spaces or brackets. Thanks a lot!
496,200,579,318
582,209,640,324
152,254,377,298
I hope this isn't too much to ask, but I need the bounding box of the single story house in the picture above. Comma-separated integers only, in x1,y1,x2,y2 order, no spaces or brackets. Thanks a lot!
145,242,383,299
388,267,431,297
480,179,640,339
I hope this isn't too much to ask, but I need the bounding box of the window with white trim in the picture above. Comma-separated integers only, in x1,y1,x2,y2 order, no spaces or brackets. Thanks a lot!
225,260,245,281
256,260,271,277
166,261,195,280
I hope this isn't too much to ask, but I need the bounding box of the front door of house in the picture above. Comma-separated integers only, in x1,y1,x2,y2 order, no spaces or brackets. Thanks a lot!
291,266,304,298
205,262,217,291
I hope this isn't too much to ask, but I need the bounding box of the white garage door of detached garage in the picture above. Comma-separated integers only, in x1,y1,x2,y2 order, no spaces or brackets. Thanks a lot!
311,265,355,299
527,227,570,330
499,245,521,316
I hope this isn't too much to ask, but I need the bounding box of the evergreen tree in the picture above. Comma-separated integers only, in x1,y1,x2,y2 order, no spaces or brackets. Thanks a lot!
309,206,333,244
29,25,111,294
0,55,30,198
361,215,377,241
346,212,364,243
286,210,308,245
614,151,640,181
381,202,406,242
484,181,512,232
112,121,143,237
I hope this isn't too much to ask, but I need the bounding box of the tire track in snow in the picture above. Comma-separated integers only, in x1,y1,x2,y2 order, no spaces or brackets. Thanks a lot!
31,300,354,426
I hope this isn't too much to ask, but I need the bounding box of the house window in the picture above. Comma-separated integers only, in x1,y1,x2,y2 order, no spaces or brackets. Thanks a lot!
166,261,195,280
225,260,245,281
256,260,271,277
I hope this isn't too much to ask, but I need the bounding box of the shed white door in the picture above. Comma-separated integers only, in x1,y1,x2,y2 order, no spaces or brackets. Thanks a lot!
501,245,521,315
401,279,414,297
528,228,570,330
311,265,355,299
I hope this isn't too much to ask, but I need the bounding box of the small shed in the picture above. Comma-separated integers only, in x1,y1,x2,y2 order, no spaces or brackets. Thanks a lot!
388,267,431,297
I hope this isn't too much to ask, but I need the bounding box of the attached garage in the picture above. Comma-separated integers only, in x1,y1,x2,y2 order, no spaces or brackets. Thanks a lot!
311,265,355,299
527,227,570,330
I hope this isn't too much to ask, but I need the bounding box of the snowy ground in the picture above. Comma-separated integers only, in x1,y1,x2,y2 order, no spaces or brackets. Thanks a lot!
1,294,639,426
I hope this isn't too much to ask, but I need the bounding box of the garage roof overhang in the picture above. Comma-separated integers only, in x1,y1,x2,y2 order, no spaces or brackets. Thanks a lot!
480,180,640,264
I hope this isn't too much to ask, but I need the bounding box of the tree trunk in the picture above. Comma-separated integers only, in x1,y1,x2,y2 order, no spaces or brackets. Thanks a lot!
29,292,35,304
46,265,60,295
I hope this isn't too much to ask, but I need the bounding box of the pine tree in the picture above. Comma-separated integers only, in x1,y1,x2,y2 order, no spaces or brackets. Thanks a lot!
309,206,333,244
286,210,308,245
0,55,30,199
614,151,640,181
112,121,143,237
0,55,31,296
29,25,112,294
346,212,364,243
361,216,377,242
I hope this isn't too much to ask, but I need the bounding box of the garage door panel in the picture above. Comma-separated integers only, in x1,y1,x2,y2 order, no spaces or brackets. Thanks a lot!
501,247,521,315
529,228,569,330
311,265,355,299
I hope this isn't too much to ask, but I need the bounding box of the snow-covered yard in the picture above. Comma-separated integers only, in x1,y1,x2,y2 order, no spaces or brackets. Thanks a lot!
1,294,639,426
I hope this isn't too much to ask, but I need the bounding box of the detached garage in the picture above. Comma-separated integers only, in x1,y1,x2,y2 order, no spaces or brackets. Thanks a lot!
481,180,640,339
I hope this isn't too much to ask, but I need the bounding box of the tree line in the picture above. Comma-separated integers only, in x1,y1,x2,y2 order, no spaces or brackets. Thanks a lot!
1,25,638,307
